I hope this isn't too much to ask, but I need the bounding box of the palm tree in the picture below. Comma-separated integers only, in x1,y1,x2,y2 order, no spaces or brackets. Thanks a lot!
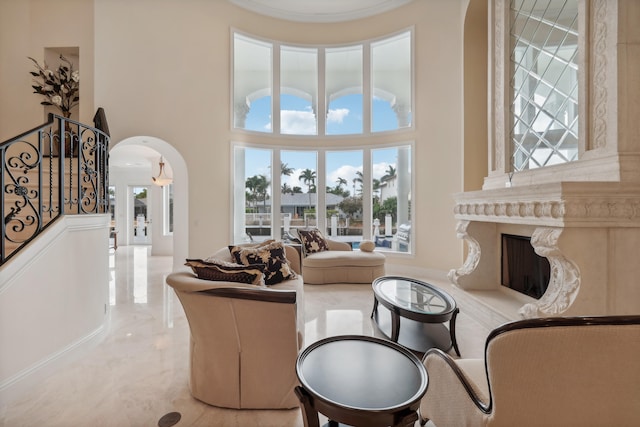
256,174,269,210
373,178,381,200
245,175,262,210
382,165,397,182
352,170,363,195
336,177,347,189
281,183,292,194
281,162,294,177
299,168,316,207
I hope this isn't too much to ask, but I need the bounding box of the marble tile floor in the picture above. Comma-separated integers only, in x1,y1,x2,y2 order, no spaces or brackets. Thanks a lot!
1,246,491,427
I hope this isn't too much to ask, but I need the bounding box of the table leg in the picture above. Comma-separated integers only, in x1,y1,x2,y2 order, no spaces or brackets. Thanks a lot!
370,298,379,318
295,386,320,427
392,409,418,426
450,307,461,357
390,310,401,342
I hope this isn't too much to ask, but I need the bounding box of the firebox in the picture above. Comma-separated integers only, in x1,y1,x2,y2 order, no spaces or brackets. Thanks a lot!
501,234,551,299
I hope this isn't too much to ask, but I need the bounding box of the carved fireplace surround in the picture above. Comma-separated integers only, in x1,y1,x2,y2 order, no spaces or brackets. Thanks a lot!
448,0,640,327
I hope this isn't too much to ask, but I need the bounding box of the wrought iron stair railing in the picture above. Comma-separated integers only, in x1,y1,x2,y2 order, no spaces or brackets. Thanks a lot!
1,109,110,266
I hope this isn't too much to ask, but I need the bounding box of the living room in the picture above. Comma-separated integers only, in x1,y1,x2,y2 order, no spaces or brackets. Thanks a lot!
1,0,639,425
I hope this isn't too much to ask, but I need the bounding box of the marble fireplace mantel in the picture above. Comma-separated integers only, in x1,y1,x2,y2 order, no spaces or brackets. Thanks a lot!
448,181,640,322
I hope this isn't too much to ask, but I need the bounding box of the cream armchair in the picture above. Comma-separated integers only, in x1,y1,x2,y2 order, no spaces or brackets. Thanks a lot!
166,244,303,409
420,315,640,427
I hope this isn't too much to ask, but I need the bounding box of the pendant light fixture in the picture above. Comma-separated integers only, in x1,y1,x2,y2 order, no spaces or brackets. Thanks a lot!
152,156,173,187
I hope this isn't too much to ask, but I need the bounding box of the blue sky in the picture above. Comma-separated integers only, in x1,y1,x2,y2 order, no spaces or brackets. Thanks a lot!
243,94,404,192
245,94,399,134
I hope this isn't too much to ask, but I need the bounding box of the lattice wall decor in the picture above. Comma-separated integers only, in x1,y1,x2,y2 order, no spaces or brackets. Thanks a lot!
509,0,579,171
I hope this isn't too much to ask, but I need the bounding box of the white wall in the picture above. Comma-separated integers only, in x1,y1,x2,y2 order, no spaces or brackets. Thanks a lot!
92,0,467,270
0,215,110,402
1,0,471,273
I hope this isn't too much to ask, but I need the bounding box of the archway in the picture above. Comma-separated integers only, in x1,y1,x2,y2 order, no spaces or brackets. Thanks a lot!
109,136,188,269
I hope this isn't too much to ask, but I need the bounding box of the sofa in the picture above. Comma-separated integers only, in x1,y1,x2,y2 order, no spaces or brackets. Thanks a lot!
294,228,386,284
165,242,303,409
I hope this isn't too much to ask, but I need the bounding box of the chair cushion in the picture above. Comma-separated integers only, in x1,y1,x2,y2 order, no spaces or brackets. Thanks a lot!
303,250,386,268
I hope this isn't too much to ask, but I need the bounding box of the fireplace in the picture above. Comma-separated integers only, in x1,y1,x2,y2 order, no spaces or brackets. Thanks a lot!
501,234,550,299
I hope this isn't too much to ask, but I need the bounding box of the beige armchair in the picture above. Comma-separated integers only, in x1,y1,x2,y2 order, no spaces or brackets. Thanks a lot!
420,315,640,427
166,244,303,409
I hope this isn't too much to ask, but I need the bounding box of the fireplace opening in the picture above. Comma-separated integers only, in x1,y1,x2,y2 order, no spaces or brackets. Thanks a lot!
501,234,551,299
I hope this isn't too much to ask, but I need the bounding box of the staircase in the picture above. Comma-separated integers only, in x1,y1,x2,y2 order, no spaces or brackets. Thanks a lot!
1,110,110,265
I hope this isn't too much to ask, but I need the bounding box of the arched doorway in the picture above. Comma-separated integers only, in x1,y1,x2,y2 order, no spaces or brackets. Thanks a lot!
109,136,188,268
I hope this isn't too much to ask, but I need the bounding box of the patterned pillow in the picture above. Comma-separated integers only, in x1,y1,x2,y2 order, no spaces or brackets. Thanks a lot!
185,258,265,285
229,241,297,286
297,228,329,255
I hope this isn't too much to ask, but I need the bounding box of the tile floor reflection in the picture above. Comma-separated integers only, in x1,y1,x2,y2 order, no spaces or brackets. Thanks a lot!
1,246,490,427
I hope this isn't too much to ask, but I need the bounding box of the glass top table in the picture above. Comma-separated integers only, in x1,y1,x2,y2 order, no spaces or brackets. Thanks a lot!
371,276,460,356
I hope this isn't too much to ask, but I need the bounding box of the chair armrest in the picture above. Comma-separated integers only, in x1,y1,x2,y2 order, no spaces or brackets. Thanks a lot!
420,349,489,426
326,239,352,251
199,287,296,304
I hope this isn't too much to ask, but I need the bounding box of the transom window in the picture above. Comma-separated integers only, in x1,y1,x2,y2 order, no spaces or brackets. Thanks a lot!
509,0,579,171
233,30,413,136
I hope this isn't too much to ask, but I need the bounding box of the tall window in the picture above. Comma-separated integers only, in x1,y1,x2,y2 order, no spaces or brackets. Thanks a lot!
281,150,318,233
233,30,413,136
234,34,272,132
509,0,579,171
326,45,363,135
372,146,411,250
371,31,412,131
233,145,413,253
233,147,273,241
281,46,318,135
325,150,363,240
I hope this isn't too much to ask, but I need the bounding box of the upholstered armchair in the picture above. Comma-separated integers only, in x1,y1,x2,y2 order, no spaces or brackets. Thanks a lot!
420,315,640,427
166,243,303,409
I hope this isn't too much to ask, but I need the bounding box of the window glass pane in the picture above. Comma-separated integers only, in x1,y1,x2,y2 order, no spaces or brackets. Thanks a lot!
371,31,412,132
109,185,116,227
510,0,579,170
281,46,318,135
234,34,272,132
326,46,363,135
372,146,411,253
164,184,173,235
326,150,363,242
236,147,272,242
281,151,318,231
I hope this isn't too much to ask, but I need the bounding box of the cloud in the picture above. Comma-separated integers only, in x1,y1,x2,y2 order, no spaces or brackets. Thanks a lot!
327,164,362,193
327,108,349,123
281,109,317,135
277,107,351,133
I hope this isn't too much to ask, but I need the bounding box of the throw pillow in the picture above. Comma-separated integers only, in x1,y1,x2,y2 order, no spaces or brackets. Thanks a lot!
229,240,297,286
185,259,265,285
296,228,329,256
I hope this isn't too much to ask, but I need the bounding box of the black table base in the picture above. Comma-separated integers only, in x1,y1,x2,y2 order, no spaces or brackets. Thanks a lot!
372,304,456,355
